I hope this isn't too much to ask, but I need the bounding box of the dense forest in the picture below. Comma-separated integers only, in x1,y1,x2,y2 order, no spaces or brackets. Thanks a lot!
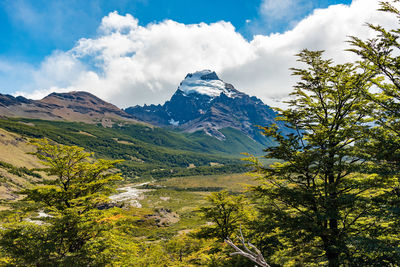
0,118,250,179
1,1,400,266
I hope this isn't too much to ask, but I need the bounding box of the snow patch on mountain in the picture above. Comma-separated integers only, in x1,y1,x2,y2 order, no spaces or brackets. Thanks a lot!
169,118,179,126
178,70,237,98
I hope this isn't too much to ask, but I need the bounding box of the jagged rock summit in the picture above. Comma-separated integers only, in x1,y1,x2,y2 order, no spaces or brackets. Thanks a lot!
125,70,283,144
178,70,240,98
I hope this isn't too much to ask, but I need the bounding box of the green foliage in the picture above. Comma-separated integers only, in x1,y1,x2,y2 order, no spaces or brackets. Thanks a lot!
348,0,400,174
0,139,123,266
5,3,400,265
348,1,400,263
115,123,270,156
0,118,248,179
0,160,41,178
246,50,394,266
25,138,123,211
197,190,251,241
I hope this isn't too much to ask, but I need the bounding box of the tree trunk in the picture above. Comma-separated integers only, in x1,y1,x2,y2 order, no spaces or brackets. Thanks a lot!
326,246,340,267
326,154,340,267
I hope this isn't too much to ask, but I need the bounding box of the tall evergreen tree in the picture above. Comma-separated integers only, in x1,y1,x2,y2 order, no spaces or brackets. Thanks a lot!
249,50,392,266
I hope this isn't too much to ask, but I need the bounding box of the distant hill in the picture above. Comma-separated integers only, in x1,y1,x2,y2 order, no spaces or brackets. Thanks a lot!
0,91,139,126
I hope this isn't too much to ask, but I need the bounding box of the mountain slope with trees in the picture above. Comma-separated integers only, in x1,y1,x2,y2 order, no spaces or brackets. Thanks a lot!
0,118,251,184
2,1,400,266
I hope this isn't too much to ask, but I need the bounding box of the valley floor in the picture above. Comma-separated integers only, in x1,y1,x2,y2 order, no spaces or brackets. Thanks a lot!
110,173,259,237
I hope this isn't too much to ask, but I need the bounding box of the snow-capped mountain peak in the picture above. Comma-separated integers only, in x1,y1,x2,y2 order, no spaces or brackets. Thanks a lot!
178,70,237,98
124,69,291,144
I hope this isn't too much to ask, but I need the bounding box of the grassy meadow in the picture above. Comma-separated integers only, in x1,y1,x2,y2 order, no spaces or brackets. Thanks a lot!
135,173,260,238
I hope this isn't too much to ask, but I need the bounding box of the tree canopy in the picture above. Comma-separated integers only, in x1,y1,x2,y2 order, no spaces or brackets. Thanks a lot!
246,50,395,266
0,139,123,266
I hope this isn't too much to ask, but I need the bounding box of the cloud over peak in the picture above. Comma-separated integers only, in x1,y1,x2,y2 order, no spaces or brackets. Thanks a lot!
13,0,399,108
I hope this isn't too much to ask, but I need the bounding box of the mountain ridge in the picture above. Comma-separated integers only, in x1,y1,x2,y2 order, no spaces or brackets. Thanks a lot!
0,71,286,154
0,91,140,126
125,70,285,145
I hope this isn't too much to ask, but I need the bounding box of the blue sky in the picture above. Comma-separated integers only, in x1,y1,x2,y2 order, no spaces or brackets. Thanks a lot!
0,0,351,65
0,0,390,107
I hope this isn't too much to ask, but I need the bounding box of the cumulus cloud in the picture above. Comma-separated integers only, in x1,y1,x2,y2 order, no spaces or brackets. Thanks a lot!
13,0,399,108
222,0,398,106
99,11,139,34
255,0,313,33
261,0,303,19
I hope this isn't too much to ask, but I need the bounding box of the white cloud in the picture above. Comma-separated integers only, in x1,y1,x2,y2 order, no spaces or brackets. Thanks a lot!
256,0,312,33
222,0,396,106
13,0,400,109
99,11,139,34
261,0,299,19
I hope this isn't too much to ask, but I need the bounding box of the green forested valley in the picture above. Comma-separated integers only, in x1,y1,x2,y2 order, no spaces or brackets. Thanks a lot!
1,1,400,266
0,118,255,180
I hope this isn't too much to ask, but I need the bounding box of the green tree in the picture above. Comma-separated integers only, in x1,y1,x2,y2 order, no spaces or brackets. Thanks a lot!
249,50,391,266
197,190,250,241
348,1,400,262
349,0,400,173
0,139,123,266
